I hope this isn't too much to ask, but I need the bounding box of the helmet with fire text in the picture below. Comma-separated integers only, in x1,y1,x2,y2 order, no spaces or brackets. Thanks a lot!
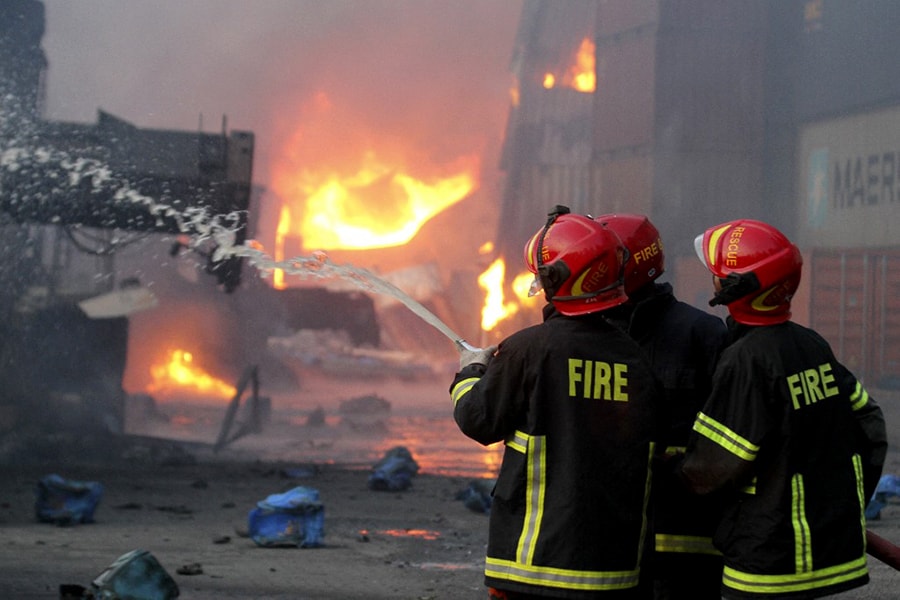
694,219,802,326
596,213,664,295
523,205,628,316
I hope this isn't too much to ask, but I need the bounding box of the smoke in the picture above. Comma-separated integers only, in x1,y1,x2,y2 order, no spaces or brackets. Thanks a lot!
40,0,522,223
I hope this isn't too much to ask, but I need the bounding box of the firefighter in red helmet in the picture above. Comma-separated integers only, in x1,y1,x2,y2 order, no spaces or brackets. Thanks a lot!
597,213,727,600
452,205,662,599
676,219,887,599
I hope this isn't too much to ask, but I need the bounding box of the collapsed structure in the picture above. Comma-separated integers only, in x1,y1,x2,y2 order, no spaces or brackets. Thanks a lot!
0,0,255,435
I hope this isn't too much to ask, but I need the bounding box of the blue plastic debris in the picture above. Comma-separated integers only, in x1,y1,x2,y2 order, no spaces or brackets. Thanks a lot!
91,549,179,600
248,486,325,548
865,474,900,520
455,479,496,514
35,474,103,525
367,446,419,491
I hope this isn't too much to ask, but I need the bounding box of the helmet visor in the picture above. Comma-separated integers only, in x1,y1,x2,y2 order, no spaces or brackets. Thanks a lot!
693,232,708,268
527,274,543,297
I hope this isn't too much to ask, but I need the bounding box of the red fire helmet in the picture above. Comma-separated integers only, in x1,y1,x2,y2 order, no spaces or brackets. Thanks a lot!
694,219,802,326
595,213,664,295
523,206,628,316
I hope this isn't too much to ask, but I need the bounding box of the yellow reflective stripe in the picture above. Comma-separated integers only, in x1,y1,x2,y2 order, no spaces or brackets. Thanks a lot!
849,382,869,411
487,440,652,592
505,430,528,454
693,412,759,461
706,225,730,267
485,557,640,591
739,477,757,495
791,473,812,573
723,556,868,595
516,435,546,565
852,454,866,548
663,445,685,457
655,533,721,555
450,377,479,407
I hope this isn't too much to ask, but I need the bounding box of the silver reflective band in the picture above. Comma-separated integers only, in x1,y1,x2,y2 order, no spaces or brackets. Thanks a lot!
693,233,707,266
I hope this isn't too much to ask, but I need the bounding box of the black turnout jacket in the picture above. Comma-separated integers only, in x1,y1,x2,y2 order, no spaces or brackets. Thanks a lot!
451,305,662,598
681,319,887,599
606,283,728,575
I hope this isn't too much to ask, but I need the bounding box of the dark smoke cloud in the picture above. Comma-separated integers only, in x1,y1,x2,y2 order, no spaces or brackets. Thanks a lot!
41,0,522,193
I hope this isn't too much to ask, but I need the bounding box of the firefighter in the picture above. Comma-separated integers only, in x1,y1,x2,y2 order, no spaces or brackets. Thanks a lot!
678,219,887,599
597,214,727,600
452,205,662,599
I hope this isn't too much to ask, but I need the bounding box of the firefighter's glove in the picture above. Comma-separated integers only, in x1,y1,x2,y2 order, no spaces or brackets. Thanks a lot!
458,344,497,370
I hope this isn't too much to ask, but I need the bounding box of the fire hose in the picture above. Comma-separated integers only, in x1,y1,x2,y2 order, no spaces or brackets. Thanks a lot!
867,529,900,571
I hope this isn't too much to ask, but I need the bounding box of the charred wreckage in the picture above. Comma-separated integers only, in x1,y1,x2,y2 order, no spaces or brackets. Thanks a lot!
0,0,257,440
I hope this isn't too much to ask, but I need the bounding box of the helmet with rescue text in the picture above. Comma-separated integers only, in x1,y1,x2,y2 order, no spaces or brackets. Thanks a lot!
694,219,802,326
596,213,664,296
523,205,628,316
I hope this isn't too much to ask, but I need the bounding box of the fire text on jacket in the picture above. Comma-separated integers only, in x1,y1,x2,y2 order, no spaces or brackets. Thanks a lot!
786,362,839,410
568,358,628,401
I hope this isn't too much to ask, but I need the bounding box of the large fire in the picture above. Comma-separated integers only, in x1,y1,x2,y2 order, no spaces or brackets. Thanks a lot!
298,159,477,250
147,349,236,401
271,105,480,254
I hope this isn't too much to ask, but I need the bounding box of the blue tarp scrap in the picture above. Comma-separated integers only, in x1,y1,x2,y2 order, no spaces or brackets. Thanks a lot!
248,486,325,548
367,446,419,491
35,473,103,525
91,549,180,600
455,479,496,514
865,474,900,520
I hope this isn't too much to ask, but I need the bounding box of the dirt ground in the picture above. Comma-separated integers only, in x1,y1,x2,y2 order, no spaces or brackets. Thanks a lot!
0,449,491,600
0,379,898,599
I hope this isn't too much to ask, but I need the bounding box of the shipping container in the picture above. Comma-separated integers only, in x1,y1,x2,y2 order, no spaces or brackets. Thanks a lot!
809,249,900,387
795,105,900,249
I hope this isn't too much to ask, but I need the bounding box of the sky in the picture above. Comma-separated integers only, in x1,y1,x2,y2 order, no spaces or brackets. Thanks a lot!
39,0,523,252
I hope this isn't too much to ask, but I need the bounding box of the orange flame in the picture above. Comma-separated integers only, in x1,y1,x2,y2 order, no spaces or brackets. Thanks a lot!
542,36,596,93
147,349,236,399
511,271,536,299
478,258,519,331
276,153,479,251
569,37,596,93
478,257,541,334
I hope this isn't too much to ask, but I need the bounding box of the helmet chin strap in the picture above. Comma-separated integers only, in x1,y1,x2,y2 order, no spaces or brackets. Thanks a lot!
710,272,761,307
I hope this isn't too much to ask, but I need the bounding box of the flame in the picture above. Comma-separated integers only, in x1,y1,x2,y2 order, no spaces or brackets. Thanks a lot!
542,36,596,93
275,151,478,251
477,257,541,334
360,529,441,541
478,258,519,331
569,37,596,93
273,204,291,289
511,271,536,298
147,349,236,399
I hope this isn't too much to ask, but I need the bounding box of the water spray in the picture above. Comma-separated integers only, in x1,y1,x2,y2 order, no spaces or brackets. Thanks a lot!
2,145,482,352
224,245,480,353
